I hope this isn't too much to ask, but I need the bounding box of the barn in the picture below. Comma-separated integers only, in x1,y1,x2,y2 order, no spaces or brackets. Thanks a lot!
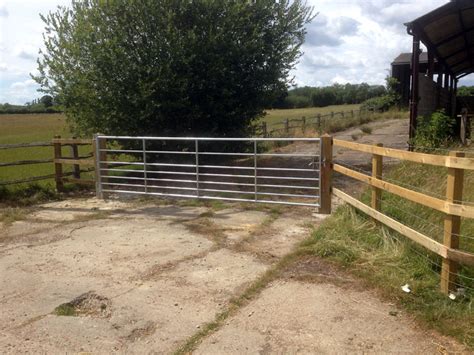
396,0,474,145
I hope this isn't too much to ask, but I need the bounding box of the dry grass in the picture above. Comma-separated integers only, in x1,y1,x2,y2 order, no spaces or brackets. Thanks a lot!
263,104,361,125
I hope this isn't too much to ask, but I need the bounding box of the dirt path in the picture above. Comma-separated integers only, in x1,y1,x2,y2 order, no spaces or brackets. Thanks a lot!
0,118,466,353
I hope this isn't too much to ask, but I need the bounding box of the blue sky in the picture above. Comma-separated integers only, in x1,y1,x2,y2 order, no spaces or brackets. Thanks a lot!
0,0,473,105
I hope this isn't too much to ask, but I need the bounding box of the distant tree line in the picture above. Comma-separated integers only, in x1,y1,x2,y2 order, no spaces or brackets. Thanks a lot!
457,86,474,96
0,95,62,114
271,83,387,109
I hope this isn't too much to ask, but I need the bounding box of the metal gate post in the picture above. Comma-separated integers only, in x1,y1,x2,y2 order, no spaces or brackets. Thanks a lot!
254,140,258,201
319,134,333,214
142,139,148,193
93,134,103,199
195,140,200,198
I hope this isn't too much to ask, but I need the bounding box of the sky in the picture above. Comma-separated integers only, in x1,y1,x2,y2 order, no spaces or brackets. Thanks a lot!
0,0,473,105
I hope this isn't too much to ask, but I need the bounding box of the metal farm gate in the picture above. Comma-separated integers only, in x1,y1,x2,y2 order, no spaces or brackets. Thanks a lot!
94,135,330,211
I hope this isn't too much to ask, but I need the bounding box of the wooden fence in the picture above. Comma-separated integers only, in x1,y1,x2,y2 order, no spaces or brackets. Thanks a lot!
259,108,377,137
52,136,95,190
329,137,474,294
0,137,94,188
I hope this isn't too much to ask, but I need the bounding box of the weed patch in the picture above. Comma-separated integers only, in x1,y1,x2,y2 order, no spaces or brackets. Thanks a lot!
360,125,372,134
304,203,474,347
0,207,28,226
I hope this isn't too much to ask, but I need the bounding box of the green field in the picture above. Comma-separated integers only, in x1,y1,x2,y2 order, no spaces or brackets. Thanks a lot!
0,105,373,187
0,113,84,187
264,104,361,125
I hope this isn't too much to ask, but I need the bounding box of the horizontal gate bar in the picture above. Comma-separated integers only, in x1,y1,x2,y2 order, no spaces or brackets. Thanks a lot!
102,181,319,197
100,189,320,207
257,175,319,181
101,149,320,158
102,182,196,191
99,135,321,142
101,169,321,182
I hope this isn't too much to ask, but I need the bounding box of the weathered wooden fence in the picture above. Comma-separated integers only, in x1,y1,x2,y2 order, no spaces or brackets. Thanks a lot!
259,108,377,137
329,138,474,294
0,137,94,188
52,136,95,190
0,141,55,185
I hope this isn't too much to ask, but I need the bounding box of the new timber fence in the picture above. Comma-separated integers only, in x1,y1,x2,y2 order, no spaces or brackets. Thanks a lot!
330,138,474,294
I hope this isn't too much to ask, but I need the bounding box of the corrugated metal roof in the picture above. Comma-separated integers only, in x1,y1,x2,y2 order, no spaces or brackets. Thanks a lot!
406,0,474,78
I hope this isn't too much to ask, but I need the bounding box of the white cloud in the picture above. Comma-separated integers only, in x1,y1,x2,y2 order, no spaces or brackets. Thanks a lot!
0,5,8,17
0,0,465,104
11,78,36,89
293,0,449,88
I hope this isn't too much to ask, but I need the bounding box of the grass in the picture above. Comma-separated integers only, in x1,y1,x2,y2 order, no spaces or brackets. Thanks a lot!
306,160,474,347
265,108,408,139
0,183,59,206
0,113,95,201
0,207,28,225
53,303,77,317
0,113,93,189
263,104,361,125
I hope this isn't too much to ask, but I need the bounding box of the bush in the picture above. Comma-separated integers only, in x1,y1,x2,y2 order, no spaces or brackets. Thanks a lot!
284,95,312,108
360,95,395,112
413,110,455,149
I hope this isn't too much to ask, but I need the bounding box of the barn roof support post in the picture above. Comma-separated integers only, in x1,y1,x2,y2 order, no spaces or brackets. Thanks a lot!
409,34,420,150
428,48,434,79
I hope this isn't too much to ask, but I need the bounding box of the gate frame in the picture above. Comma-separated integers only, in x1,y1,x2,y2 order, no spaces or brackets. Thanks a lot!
93,134,332,213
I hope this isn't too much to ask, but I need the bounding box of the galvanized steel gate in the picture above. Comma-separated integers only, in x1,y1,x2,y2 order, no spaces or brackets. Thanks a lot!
94,136,326,208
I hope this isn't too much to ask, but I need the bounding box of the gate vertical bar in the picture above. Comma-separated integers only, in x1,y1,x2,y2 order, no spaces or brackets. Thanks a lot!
195,140,200,198
142,139,148,193
254,140,257,201
94,134,103,199
319,134,332,214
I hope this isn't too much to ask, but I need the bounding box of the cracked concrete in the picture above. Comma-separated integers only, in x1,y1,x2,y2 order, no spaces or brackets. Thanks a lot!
0,198,314,353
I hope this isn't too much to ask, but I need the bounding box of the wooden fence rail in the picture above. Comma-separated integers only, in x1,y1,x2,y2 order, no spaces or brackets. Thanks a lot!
261,108,377,137
331,138,474,294
0,137,94,187
53,136,95,191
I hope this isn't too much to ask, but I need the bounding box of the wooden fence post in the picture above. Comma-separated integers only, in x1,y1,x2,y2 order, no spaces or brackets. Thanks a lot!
371,143,383,212
71,136,80,179
317,114,322,135
53,135,64,192
331,111,334,119
285,119,289,134
440,151,465,294
351,110,354,118
301,117,306,134
319,134,333,214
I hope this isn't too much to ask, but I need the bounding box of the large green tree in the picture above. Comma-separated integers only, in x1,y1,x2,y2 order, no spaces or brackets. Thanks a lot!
34,0,314,137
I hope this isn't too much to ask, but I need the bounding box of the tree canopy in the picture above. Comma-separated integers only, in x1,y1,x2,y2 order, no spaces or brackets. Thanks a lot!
34,0,314,137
